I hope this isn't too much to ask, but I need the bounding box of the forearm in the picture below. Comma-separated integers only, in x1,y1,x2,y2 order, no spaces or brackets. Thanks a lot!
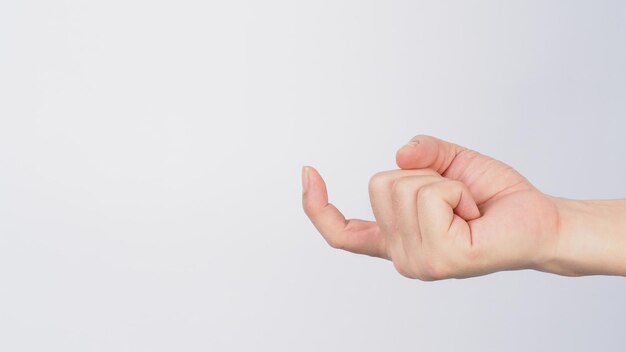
542,197,626,276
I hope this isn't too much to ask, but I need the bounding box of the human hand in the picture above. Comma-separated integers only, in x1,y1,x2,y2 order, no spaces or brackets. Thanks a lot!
302,135,562,280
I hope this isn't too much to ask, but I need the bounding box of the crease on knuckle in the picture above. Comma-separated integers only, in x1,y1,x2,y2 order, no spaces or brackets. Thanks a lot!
390,177,411,199
417,183,439,201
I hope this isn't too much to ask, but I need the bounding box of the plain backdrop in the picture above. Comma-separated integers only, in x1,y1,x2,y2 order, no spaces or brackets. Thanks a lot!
1,1,626,351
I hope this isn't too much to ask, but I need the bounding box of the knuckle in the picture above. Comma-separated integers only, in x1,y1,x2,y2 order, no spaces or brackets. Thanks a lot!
390,177,410,197
419,254,450,281
414,270,435,282
325,235,344,250
368,171,389,193
417,183,438,200
392,258,417,279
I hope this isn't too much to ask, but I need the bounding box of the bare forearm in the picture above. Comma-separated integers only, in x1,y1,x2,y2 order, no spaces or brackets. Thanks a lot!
542,197,626,276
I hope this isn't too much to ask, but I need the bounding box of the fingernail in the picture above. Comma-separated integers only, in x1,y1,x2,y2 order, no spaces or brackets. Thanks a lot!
404,141,420,148
302,166,310,194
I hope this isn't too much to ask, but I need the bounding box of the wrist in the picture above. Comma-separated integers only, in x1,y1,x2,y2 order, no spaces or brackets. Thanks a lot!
540,197,626,276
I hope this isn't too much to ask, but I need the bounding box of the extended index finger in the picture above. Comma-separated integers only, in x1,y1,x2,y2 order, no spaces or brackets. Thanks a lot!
302,166,388,259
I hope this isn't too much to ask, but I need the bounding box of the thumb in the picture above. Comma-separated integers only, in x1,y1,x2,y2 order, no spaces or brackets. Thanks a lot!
395,135,466,174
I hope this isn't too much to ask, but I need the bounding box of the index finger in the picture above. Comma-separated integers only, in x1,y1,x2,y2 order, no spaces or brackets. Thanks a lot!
302,166,388,259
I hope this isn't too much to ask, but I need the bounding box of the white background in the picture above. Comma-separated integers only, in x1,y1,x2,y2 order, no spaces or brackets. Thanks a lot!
2,1,626,351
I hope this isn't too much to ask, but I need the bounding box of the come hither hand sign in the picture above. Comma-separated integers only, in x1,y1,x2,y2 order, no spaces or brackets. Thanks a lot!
302,135,562,280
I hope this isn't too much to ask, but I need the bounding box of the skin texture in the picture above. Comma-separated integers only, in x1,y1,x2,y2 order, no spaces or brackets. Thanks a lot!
302,134,626,280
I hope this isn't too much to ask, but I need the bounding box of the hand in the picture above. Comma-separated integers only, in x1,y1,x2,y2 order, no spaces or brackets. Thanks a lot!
302,135,562,280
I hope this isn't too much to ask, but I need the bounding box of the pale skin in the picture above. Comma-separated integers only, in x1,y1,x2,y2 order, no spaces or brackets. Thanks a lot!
302,135,626,280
